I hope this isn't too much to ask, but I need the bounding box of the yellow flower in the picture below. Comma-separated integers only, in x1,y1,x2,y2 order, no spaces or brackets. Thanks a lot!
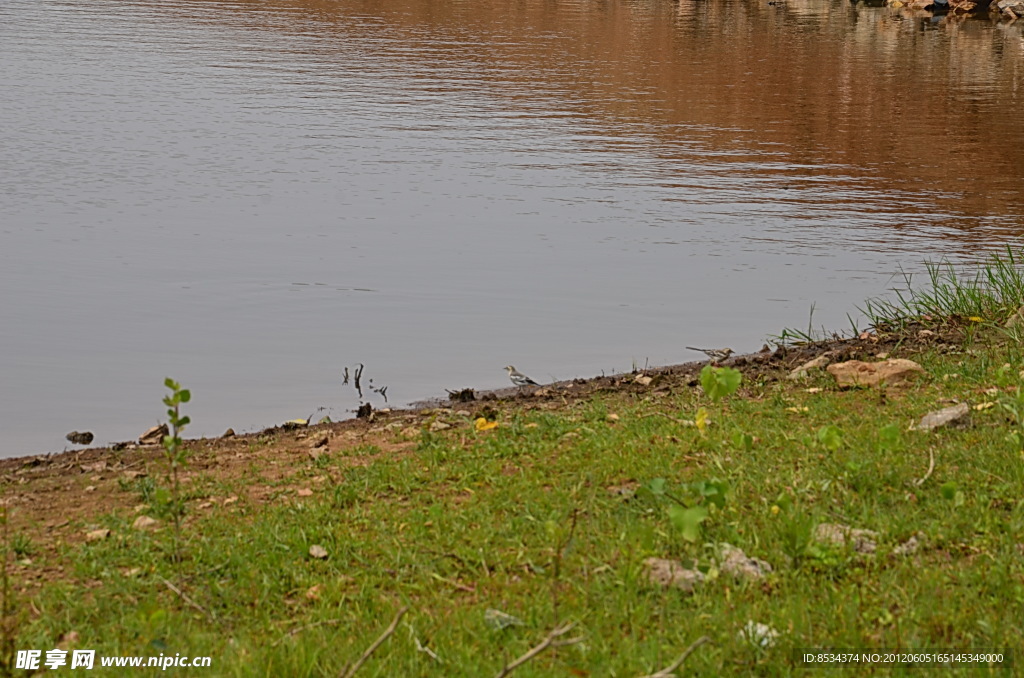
475,418,498,431
695,407,709,435
968,316,984,323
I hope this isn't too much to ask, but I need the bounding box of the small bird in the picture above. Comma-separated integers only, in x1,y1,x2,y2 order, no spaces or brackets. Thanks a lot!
504,365,539,388
65,430,94,446
686,346,735,363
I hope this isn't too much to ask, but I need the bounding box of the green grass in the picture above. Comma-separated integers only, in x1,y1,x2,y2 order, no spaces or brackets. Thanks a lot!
9,340,1024,676
862,246,1024,333
7,252,1024,676
777,247,1024,347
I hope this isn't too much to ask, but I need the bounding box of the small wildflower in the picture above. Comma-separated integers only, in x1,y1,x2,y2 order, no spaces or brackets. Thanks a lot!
695,407,710,435
475,418,498,431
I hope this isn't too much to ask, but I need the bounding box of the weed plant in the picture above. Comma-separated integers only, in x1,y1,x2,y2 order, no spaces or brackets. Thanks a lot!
862,246,1024,331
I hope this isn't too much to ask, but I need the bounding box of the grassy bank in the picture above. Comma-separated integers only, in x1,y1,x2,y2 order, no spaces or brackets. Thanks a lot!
3,254,1024,676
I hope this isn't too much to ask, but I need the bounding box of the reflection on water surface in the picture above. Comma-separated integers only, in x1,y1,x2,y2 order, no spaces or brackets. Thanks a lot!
1,0,1022,455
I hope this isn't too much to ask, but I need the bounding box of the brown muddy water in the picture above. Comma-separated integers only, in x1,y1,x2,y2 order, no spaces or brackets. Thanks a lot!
2,0,1022,456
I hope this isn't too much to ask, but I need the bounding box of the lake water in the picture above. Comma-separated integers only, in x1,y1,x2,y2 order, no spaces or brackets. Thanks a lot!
2,0,1023,456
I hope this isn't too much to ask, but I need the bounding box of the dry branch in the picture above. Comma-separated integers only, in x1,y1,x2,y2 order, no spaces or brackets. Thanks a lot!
159,577,213,621
271,619,341,647
914,447,935,487
494,622,583,678
406,623,442,664
636,635,711,678
341,605,409,678
638,411,693,425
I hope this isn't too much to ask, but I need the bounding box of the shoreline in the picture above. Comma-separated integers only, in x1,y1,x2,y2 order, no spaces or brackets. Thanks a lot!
3,306,1020,671
8,341,841,467
0,327,923,547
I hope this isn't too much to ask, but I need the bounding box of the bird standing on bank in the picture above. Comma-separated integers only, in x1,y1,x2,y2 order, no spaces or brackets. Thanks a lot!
504,365,539,389
686,346,735,363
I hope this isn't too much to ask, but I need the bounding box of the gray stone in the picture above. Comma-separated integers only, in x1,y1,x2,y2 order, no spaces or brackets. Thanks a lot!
85,528,110,542
643,557,705,592
893,534,922,556
912,402,970,431
719,544,773,580
787,354,831,381
815,523,879,554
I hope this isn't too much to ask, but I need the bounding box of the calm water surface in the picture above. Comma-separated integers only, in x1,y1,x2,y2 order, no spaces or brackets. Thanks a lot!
2,0,1023,455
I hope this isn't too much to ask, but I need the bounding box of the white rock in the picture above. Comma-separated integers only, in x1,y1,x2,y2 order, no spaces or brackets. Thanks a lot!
131,516,159,531
912,403,970,431
738,621,779,648
719,544,772,580
85,528,111,542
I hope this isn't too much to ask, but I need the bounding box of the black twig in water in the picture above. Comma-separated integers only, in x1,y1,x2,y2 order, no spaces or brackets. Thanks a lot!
354,363,364,398
342,367,349,385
